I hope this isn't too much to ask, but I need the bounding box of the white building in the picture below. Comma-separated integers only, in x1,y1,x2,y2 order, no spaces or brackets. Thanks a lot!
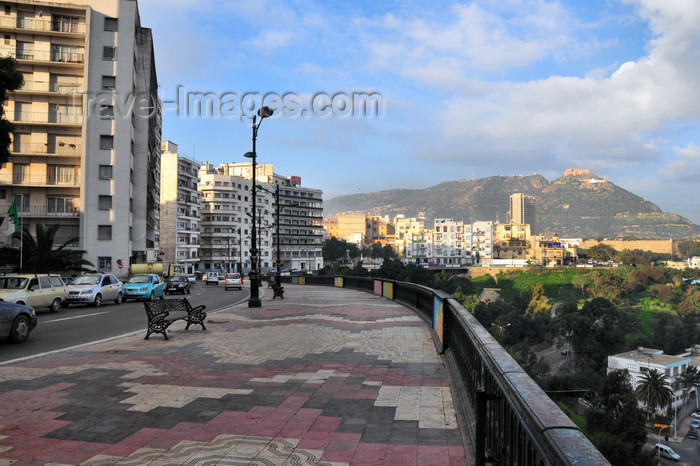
404,230,434,265
470,221,493,264
198,162,324,274
0,0,161,276
159,141,199,273
434,218,468,266
608,347,698,412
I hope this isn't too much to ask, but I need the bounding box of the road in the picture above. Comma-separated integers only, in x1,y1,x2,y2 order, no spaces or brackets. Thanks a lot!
0,280,248,364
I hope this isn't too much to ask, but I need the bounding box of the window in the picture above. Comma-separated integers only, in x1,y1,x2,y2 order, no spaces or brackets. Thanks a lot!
102,46,116,60
12,163,29,184
102,75,116,90
104,18,118,31
99,135,113,150
99,105,114,118
98,195,112,210
98,225,112,240
51,44,83,63
13,193,29,213
52,15,79,33
48,197,73,214
98,257,112,269
99,165,113,179
4,6,10,15
4,35,9,45
47,165,75,184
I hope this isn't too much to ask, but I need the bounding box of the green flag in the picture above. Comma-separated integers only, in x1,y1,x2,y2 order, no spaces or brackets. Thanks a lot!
0,201,18,236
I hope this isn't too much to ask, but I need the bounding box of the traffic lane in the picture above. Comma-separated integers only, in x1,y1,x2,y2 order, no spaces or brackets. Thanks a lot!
646,434,699,465
0,283,247,363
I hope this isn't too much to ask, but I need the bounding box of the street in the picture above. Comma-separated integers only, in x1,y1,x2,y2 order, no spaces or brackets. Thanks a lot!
0,280,248,364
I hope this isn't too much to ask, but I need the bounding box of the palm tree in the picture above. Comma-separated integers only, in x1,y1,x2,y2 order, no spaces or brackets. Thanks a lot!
679,365,700,409
0,223,92,273
635,369,673,418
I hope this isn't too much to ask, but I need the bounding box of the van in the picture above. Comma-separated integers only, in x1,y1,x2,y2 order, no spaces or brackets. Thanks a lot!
654,443,680,462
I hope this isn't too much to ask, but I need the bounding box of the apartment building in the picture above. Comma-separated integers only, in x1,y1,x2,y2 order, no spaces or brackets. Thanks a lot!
470,221,493,264
404,230,434,265
159,141,199,273
493,223,531,261
608,347,698,412
433,218,468,266
198,162,324,274
0,0,161,275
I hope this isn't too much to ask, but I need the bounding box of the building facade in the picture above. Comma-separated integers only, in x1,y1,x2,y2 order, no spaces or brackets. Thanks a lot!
0,0,161,276
509,193,535,234
159,141,199,273
198,162,324,274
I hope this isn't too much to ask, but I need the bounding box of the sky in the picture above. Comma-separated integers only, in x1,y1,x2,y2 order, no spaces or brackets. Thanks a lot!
138,0,700,224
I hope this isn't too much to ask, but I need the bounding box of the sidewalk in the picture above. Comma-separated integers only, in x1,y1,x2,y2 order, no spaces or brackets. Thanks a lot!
0,285,467,465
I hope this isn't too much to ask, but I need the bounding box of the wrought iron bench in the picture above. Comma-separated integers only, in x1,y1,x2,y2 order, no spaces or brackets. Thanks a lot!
143,298,207,340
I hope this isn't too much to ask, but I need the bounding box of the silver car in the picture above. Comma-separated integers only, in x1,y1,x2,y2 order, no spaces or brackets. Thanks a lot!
64,273,123,307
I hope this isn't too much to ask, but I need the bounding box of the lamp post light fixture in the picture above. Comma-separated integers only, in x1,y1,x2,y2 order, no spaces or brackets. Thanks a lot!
243,106,274,308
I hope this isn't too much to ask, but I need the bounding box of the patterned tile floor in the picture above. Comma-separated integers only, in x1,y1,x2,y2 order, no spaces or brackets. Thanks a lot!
0,285,467,465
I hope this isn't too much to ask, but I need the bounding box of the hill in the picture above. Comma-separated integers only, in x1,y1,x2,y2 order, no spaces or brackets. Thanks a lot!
324,169,700,239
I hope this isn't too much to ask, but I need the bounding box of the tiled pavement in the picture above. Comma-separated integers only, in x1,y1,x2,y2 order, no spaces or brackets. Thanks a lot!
0,285,467,465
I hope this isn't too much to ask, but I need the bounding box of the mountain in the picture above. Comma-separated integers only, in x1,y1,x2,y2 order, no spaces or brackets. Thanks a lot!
323,169,700,239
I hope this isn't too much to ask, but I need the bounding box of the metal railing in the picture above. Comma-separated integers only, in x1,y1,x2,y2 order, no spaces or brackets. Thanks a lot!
12,142,81,155
293,275,610,465
18,81,83,94
0,16,86,34
0,205,79,217
0,173,80,186
12,50,85,64
12,111,83,125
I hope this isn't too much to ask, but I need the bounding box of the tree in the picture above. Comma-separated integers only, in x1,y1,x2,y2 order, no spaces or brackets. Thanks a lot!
0,223,92,273
571,274,589,298
526,283,551,317
634,369,672,418
587,243,617,262
0,56,24,165
556,298,638,374
679,365,700,409
586,370,652,466
322,237,359,263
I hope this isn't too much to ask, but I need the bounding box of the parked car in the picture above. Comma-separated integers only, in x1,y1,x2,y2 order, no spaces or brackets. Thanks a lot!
224,273,243,290
0,274,68,312
122,274,166,301
654,443,680,462
688,427,698,440
165,275,191,294
691,419,700,430
186,274,197,283
691,411,700,419
0,301,37,343
64,273,123,307
205,273,221,285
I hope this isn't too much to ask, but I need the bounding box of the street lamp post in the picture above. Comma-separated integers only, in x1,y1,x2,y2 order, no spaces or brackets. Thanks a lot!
243,106,274,308
256,183,284,299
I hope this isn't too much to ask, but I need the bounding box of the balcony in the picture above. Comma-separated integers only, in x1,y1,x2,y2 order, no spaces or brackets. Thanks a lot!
12,111,82,126
17,80,82,94
14,50,85,66
0,173,80,187
12,142,81,156
0,17,86,35
11,206,80,218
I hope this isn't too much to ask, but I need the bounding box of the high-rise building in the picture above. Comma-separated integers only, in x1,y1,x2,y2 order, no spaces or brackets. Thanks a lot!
509,193,535,233
0,0,161,275
198,162,324,274
160,141,200,273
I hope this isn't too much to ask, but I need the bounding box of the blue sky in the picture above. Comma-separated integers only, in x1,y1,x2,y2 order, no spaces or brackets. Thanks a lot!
139,0,700,224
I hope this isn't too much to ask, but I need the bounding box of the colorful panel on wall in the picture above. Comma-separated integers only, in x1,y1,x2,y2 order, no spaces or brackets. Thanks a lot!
382,281,394,299
374,280,382,295
334,277,344,287
433,297,444,344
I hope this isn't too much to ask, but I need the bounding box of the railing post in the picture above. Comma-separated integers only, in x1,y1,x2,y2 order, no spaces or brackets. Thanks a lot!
476,388,486,466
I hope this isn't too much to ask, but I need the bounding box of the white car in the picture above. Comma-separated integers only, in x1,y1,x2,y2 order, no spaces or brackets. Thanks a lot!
65,273,123,307
186,274,196,283
205,273,221,285
691,412,700,419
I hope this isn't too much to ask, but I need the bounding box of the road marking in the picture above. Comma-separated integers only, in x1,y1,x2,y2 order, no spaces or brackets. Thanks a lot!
45,311,110,322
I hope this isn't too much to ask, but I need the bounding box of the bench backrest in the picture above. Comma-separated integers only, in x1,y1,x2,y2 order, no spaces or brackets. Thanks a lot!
144,298,190,317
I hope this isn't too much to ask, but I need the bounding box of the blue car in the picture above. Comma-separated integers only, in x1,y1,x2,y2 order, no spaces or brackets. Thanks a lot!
122,274,166,301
